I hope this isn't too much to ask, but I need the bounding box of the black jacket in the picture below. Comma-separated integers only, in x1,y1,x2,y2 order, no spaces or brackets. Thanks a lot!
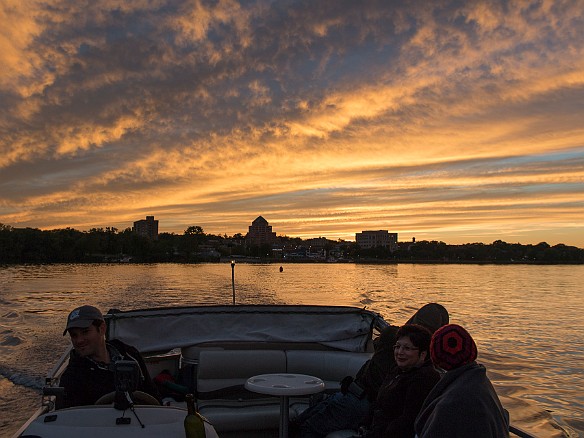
371,361,440,438
59,339,160,408
355,325,398,402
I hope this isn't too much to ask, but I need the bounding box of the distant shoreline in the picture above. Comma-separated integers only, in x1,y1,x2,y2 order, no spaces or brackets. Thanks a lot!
2,259,582,266
2,225,582,264
223,257,584,265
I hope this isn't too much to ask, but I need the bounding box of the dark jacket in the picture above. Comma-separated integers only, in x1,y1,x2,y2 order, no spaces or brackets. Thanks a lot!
59,339,160,408
414,362,509,438
355,325,399,402
371,361,440,438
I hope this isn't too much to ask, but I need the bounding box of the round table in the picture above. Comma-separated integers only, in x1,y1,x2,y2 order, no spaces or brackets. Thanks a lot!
245,373,325,438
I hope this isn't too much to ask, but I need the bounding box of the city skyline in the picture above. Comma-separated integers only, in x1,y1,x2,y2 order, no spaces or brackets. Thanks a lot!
6,213,583,250
1,1,583,247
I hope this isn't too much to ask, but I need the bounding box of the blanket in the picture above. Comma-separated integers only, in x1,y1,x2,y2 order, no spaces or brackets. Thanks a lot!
414,362,509,438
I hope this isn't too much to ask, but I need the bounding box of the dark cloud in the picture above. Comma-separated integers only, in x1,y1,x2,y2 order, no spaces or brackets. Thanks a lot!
0,0,583,245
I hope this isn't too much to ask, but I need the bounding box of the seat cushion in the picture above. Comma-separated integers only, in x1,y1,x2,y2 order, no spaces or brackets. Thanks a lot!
325,430,359,438
197,349,287,396
286,350,372,391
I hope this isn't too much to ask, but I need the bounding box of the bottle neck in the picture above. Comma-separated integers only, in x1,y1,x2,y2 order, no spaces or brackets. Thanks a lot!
185,395,196,415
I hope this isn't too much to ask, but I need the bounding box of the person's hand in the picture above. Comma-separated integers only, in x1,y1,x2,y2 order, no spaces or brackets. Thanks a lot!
355,426,373,437
340,376,354,394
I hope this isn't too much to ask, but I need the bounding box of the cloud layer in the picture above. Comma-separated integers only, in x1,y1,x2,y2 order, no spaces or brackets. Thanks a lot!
1,0,583,246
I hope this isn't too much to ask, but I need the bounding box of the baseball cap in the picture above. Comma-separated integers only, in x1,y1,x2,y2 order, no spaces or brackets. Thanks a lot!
63,305,104,335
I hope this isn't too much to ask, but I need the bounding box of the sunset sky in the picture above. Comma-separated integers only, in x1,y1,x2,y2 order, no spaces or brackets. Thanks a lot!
1,0,583,246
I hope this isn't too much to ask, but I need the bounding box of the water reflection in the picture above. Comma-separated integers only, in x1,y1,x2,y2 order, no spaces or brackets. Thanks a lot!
0,263,582,437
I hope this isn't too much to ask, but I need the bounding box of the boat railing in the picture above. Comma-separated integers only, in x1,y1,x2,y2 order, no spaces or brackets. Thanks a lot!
11,405,49,438
47,346,72,379
510,424,538,438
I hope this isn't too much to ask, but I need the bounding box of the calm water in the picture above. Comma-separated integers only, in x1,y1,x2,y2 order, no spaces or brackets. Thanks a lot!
1,263,583,438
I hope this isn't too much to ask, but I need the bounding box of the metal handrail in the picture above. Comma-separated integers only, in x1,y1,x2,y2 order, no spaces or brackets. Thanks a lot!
510,424,537,438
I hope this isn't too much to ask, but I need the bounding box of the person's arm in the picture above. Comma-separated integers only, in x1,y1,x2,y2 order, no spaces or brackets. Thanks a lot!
354,358,370,382
59,366,92,408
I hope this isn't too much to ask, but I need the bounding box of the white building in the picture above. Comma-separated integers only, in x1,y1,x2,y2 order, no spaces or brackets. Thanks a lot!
355,230,398,250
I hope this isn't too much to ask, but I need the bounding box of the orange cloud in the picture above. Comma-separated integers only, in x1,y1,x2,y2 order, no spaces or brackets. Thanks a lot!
1,1,583,247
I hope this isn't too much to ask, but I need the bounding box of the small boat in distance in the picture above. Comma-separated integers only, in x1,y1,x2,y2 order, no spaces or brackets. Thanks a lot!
14,304,537,437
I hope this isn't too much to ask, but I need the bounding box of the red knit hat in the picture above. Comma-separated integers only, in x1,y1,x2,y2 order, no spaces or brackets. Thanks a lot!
430,324,477,371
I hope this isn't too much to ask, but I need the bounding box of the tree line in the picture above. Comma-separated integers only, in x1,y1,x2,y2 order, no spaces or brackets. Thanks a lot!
361,239,584,263
0,223,582,264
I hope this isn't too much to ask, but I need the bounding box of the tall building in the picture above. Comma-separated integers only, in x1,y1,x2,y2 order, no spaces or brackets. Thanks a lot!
356,230,398,250
246,216,277,246
133,216,159,240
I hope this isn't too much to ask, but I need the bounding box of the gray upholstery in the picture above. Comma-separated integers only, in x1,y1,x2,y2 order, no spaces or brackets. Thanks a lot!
196,349,286,393
286,350,372,391
325,430,358,438
194,349,371,433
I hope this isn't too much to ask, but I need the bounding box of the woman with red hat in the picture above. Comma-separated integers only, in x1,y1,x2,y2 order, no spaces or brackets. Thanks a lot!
414,324,509,437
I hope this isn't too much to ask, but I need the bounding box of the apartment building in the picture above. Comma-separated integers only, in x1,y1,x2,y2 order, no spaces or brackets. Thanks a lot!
246,216,277,246
133,215,159,240
356,230,398,250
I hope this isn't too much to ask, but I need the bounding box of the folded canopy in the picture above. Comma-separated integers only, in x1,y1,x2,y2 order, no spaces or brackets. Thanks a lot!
105,305,388,353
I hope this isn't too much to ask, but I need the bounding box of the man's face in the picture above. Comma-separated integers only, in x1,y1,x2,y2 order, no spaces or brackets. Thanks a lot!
68,322,105,359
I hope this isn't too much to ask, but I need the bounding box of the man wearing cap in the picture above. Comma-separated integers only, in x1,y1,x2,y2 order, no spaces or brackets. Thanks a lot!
59,305,160,408
414,324,509,437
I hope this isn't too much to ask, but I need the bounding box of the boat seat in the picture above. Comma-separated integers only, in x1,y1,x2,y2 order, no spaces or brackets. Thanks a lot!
196,349,286,432
286,350,372,392
325,431,358,438
198,399,283,432
196,349,287,397
195,349,372,433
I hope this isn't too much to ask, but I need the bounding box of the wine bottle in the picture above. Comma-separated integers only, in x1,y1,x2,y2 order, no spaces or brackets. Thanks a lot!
184,394,206,438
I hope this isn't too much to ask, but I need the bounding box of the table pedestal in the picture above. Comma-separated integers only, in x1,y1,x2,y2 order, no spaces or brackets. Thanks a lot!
280,395,289,438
